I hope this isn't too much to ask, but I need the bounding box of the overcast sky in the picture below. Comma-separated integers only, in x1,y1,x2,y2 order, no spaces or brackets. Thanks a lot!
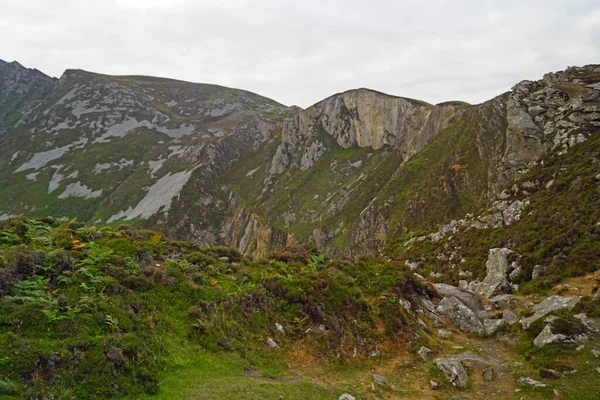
1,0,599,108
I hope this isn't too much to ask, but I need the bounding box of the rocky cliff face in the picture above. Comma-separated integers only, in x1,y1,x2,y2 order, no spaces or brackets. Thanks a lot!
0,60,57,133
0,61,598,258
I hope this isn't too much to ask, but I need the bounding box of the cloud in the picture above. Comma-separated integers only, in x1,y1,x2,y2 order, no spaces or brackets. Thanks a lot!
0,0,598,107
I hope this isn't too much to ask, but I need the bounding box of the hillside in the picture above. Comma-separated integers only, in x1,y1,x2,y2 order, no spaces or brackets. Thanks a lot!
1,62,599,261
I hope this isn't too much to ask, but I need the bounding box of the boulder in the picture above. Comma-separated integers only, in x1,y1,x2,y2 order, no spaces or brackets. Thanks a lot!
437,296,485,334
438,329,453,339
454,351,490,369
484,319,506,335
266,337,280,349
418,346,432,361
502,309,519,325
534,325,567,348
509,265,522,281
430,380,439,390
532,265,549,280
434,358,468,388
434,283,486,315
473,248,514,298
373,374,388,385
520,295,578,329
516,376,547,387
338,394,355,400
483,368,494,380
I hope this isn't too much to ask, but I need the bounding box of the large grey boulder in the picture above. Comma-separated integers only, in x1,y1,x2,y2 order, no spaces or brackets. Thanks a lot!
521,295,578,329
473,248,514,298
484,319,506,335
434,283,487,316
338,394,356,400
434,358,468,388
534,325,568,348
437,296,485,334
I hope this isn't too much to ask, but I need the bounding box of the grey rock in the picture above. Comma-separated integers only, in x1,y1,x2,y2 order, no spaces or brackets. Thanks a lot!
591,349,600,358
509,265,523,281
483,368,494,380
473,248,514,298
502,309,519,325
534,323,588,348
490,294,517,309
266,337,280,349
398,298,412,313
418,346,432,361
434,358,468,388
534,325,567,348
532,265,549,280
275,322,285,334
338,394,356,400
516,376,547,387
434,283,486,314
430,380,439,390
437,296,485,334
454,351,490,368
438,329,453,339
574,313,600,333
521,295,578,329
484,319,506,335
373,373,388,385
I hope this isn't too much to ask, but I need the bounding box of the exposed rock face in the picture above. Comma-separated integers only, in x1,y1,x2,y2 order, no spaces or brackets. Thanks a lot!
0,62,599,258
0,60,57,133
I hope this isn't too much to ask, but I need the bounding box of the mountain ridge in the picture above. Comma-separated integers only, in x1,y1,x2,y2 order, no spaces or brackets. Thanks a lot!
0,60,599,259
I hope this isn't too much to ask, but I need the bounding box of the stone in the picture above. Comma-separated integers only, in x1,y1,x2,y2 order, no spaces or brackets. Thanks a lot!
502,309,519,325
398,298,412,313
473,248,514,298
266,337,280,349
534,325,567,348
520,295,578,329
573,313,600,333
418,346,432,361
516,376,547,387
591,349,600,358
490,294,517,308
509,265,522,281
483,368,494,380
373,374,388,385
430,380,439,390
434,283,486,314
437,296,485,334
484,319,506,335
338,394,356,400
532,265,548,280
458,280,469,290
275,322,285,334
434,358,468,388
438,329,453,339
454,351,490,368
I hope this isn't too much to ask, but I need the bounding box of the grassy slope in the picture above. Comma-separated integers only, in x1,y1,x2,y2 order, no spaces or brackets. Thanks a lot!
0,218,430,399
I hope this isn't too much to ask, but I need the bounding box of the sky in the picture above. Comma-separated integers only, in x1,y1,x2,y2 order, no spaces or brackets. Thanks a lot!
1,0,599,108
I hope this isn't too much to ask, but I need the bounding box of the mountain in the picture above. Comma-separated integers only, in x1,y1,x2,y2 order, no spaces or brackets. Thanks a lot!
0,61,599,260
0,59,56,133
1,61,600,399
